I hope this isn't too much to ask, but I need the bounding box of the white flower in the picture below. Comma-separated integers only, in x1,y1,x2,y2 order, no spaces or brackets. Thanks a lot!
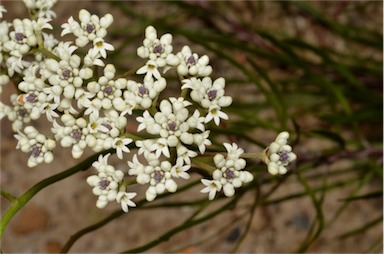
263,131,297,175
200,179,222,200
204,142,253,198
14,126,56,167
137,25,179,68
205,104,229,126
90,37,114,58
126,77,166,109
51,116,88,158
182,77,232,125
23,0,57,19
128,156,178,202
116,191,137,213
170,159,191,180
61,9,113,47
176,144,197,165
137,60,161,80
137,110,157,133
193,131,212,154
87,153,124,209
150,138,170,158
112,137,132,159
176,45,212,77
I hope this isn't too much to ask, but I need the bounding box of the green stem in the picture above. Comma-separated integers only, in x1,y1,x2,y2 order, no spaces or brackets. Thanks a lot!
121,195,243,253
0,149,112,242
116,63,144,79
0,189,17,203
61,180,200,253
38,46,60,61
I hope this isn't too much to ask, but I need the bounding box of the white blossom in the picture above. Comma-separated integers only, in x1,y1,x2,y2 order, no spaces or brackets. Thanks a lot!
263,131,297,175
200,179,222,200
116,190,137,213
87,153,124,209
201,143,253,199
176,45,212,77
14,126,56,167
137,25,179,69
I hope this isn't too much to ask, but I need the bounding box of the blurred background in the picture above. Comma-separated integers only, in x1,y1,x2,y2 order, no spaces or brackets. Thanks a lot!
1,1,382,253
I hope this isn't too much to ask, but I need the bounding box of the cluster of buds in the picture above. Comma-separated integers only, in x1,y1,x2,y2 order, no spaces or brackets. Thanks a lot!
0,1,296,213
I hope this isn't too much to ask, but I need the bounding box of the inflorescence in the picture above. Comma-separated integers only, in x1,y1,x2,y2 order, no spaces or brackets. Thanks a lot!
0,0,296,212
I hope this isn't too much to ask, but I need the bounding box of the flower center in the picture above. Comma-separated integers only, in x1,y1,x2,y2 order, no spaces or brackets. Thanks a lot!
187,55,196,65
138,86,149,96
71,129,82,141
31,146,41,157
18,108,27,117
15,32,26,42
207,90,217,101
62,69,71,80
279,152,289,162
153,44,163,54
154,171,164,182
86,23,95,33
224,169,235,179
103,86,113,95
26,93,38,103
96,41,104,48
167,122,177,132
99,179,110,190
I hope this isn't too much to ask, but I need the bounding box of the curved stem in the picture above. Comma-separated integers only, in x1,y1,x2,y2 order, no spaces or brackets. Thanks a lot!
61,180,200,253
121,194,243,253
0,189,17,203
38,46,60,61
116,63,144,79
0,149,113,242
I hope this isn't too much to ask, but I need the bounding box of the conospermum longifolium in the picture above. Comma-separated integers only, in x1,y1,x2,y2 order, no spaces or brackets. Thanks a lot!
0,1,296,212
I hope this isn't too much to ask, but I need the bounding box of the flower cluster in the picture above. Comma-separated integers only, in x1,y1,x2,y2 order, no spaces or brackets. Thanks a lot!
201,143,253,200
263,131,297,175
0,2,296,213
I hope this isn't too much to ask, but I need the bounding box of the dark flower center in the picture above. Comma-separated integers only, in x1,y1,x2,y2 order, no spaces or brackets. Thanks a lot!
225,169,235,179
187,55,196,65
15,32,26,42
26,93,38,103
18,108,27,117
103,86,113,95
207,90,217,101
167,122,177,132
99,179,110,190
153,44,163,54
86,23,95,34
154,171,163,182
138,86,149,96
279,152,289,162
71,129,82,141
62,69,71,80
31,146,41,157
